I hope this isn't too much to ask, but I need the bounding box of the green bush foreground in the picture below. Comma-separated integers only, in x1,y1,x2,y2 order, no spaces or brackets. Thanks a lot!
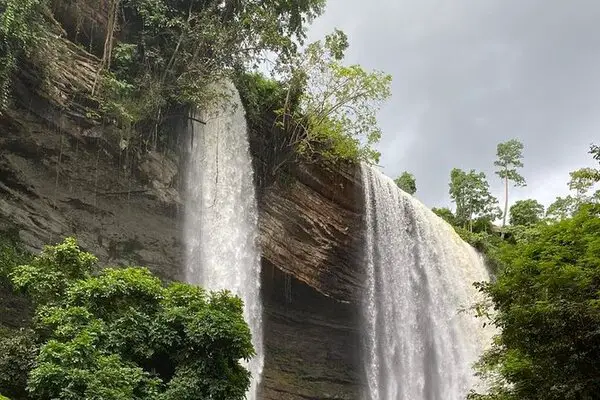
0,237,254,400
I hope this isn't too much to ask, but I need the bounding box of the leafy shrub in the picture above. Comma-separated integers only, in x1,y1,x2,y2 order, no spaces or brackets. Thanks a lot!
2,237,254,400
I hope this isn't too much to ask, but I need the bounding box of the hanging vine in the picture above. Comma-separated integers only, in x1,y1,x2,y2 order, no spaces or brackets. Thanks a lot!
91,0,120,96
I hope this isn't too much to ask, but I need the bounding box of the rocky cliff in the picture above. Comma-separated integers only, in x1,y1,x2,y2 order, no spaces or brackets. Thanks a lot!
0,104,365,398
258,163,365,399
0,4,366,399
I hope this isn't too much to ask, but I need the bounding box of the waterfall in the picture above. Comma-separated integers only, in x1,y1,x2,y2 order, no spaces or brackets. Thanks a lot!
184,80,263,399
361,165,492,400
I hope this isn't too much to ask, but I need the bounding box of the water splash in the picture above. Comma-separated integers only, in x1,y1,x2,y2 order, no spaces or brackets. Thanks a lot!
184,80,264,399
361,164,492,400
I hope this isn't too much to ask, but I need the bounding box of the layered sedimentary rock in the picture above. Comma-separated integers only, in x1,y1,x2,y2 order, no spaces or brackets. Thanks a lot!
258,163,364,399
0,110,185,281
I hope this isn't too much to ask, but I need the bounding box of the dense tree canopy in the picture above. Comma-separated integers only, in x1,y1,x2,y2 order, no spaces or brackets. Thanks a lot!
449,168,500,231
0,238,254,400
546,144,600,221
275,29,392,163
469,204,600,400
1,0,392,163
466,143,600,400
96,0,328,131
0,0,48,112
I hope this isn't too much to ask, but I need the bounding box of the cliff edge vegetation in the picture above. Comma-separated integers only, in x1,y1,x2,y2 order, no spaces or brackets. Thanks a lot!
0,0,391,166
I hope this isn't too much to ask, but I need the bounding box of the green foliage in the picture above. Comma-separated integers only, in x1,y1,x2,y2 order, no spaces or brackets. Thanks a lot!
0,328,36,399
494,140,526,186
449,168,501,231
3,238,254,400
10,237,96,306
277,29,392,164
394,171,417,195
504,223,544,245
568,167,599,199
235,72,288,127
546,195,578,221
546,146,600,221
469,204,600,400
590,143,600,161
94,0,326,132
509,199,544,226
0,0,47,112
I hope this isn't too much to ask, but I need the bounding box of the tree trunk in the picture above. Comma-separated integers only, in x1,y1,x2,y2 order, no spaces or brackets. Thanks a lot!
502,174,508,227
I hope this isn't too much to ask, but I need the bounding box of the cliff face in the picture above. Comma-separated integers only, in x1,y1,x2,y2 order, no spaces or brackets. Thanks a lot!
258,163,365,399
1,4,366,397
1,108,365,399
0,110,185,281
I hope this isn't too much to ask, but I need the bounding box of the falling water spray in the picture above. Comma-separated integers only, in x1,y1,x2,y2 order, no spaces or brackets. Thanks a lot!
184,80,264,399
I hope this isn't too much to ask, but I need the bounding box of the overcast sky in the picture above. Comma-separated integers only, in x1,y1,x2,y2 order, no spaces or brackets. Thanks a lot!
307,0,600,210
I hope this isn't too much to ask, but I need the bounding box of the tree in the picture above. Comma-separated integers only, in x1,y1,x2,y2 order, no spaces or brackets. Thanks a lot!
449,168,501,231
0,328,36,400
494,139,526,228
546,146,600,221
509,199,544,226
99,0,327,126
546,195,578,221
277,29,392,163
469,204,600,400
394,171,417,195
568,168,599,200
2,238,254,400
0,0,48,113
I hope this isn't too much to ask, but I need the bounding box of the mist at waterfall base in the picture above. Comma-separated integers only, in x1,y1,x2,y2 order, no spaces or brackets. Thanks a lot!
183,81,264,399
361,165,493,400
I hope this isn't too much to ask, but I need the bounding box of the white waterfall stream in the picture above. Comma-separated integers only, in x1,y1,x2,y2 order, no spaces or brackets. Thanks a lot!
184,80,263,399
361,164,492,400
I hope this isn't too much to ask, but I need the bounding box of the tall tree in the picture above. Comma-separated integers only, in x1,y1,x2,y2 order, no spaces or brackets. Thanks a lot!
494,139,526,228
394,171,417,195
449,168,500,231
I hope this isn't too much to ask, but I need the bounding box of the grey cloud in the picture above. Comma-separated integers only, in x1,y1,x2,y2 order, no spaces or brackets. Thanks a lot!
308,0,600,209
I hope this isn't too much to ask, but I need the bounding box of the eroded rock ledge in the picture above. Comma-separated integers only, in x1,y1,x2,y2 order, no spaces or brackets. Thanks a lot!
259,162,364,303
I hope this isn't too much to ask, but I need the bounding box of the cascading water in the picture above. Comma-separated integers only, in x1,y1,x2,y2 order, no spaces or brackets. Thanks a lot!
184,80,263,399
361,165,492,400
